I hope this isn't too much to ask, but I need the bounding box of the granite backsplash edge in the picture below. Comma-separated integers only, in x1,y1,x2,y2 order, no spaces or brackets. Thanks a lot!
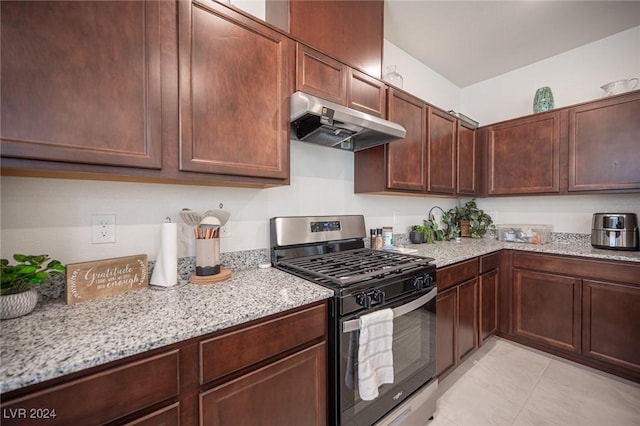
37,248,270,302
35,232,589,302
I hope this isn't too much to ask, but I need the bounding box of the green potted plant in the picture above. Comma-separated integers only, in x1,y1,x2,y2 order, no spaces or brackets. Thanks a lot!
441,210,460,240
447,199,494,239
409,224,426,244
423,215,444,244
1,254,65,319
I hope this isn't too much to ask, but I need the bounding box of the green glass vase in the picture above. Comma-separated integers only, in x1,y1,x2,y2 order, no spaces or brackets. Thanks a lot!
533,86,554,113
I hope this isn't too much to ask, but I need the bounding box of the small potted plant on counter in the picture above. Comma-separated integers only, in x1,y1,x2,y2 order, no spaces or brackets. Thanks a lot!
441,210,461,241
1,254,65,320
447,199,494,239
409,224,426,244
423,215,444,244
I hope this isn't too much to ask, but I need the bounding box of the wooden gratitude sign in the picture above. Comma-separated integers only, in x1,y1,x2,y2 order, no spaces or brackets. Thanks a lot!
66,255,148,304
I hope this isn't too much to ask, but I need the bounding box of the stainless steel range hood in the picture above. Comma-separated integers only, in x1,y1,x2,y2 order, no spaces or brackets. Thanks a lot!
290,91,406,152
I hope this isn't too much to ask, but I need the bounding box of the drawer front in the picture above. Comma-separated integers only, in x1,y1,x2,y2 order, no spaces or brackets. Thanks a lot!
125,402,180,426
512,251,640,286
480,252,500,274
2,350,179,426
438,258,479,291
200,303,326,384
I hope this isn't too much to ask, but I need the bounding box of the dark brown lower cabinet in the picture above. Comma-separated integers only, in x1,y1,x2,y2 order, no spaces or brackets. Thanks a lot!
436,279,479,379
436,287,457,378
0,350,180,426
503,251,640,383
479,268,499,343
436,257,480,379
0,301,328,425
200,342,326,426
513,269,581,353
125,403,180,426
582,280,640,374
457,279,479,361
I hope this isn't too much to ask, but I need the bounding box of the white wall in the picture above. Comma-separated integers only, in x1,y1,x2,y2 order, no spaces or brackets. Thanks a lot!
462,26,640,125
476,194,640,234
383,40,462,113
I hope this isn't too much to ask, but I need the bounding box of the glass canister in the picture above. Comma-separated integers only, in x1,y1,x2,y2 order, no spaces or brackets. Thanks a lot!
383,65,404,88
533,86,554,113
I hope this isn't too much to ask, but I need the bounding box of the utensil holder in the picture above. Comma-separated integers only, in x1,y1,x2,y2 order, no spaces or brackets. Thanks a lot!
196,238,221,276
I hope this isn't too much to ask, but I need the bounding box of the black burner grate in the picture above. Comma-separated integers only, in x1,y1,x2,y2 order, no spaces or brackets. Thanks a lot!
277,248,434,286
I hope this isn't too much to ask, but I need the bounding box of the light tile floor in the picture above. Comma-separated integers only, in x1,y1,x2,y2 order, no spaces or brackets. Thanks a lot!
428,337,640,426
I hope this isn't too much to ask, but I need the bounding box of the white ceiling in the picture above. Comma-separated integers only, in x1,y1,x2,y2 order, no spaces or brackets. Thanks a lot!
384,1,640,87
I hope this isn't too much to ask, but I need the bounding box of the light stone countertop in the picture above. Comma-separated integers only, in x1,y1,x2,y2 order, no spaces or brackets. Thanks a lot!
404,237,640,267
0,267,333,394
1,238,638,394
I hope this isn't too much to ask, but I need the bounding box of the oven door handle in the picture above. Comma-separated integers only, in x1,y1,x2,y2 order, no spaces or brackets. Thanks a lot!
342,287,437,333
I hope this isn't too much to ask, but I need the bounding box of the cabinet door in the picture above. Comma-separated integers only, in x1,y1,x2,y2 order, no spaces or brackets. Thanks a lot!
179,1,292,179
513,269,581,353
568,92,640,191
487,111,560,195
457,121,478,195
386,90,427,191
436,287,457,378
296,44,347,105
479,269,499,343
286,0,382,77
427,108,457,194
582,280,640,373
0,1,162,169
200,342,326,426
457,279,478,361
347,69,386,118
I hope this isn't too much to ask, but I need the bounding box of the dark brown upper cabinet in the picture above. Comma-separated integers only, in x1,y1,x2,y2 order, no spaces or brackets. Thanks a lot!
428,107,457,194
354,89,426,194
568,91,640,192
266,0,383,78
386,90,428,192
296,44,347,105
1,1,162,169
178,0,293,180
355,91,476,197
296,44,386,118
485,111,561,195
457,121,479,196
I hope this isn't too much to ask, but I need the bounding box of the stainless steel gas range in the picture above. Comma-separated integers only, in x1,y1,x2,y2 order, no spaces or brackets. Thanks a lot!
270,215,438,426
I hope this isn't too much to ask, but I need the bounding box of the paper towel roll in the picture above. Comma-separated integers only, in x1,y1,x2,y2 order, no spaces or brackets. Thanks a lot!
150,222,178,287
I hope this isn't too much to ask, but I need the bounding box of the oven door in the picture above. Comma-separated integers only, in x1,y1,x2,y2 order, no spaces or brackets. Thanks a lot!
339,287,437,426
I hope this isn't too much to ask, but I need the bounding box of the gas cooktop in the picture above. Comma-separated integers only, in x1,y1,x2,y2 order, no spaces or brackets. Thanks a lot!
277,247,433,287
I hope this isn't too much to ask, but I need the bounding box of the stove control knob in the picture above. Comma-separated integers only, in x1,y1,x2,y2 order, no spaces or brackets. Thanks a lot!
372,289,386,304
411,275,425,290
425,274,434,287
356,292,372,309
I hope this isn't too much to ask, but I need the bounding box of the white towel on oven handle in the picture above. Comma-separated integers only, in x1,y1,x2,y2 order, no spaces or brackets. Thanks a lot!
358,308,394,401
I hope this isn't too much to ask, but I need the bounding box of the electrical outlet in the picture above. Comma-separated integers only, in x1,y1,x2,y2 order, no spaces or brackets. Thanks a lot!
393,210,400,225
220,221,231,238
92,214,116,244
